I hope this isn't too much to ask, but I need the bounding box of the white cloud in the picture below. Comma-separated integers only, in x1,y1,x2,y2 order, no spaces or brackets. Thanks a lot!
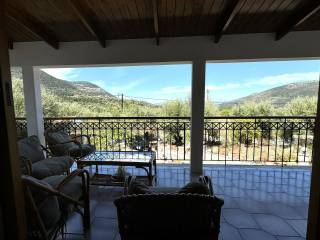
156,83,241,95
157,86,191,94
91,79,144,94
244,72,319,87
206,83,241,91
41,68,79,80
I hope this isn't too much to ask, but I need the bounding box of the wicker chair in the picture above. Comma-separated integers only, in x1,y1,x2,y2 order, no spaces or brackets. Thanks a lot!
45,130,95,160
18,135,74,179
22,169,91,240
114,176,224,240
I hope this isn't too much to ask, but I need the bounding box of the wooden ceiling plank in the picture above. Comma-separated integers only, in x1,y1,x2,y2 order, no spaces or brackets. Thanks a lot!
214,0,240,43
6,7,59,49
68,0,106,48
152,0,160,45
276,1,320,40
237,0,266,34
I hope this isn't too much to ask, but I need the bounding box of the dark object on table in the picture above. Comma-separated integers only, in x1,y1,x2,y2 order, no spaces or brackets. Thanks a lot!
21,169,90,240
115,176,223,240
18,135,74,179
45,130,95,159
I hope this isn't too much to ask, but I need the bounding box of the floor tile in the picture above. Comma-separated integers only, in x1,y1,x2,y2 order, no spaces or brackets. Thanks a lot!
246,189,275,202
223,209,259,229
287,220,307,237
87,218,117,240
239,229,277,240
276,237,305,240
219,223,242,240
221,196,239,209
94,202,117,219
57,165,311,240
237,197,266,213
253,214,299,236
223,187,247,197
265,202,304,219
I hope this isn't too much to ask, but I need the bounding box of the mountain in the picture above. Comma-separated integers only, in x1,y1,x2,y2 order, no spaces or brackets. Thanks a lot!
221,80,319,108
11,68,159,117
10,68,115,98
39,71,115,98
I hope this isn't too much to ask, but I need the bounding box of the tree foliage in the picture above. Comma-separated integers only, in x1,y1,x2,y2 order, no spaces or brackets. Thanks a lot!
282,96,317,116
230,101,276,116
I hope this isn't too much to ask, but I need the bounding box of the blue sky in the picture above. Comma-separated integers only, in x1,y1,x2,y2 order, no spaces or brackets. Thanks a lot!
42,60,320,104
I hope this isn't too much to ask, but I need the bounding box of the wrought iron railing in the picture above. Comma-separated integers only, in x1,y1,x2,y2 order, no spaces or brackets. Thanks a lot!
15,116,315,165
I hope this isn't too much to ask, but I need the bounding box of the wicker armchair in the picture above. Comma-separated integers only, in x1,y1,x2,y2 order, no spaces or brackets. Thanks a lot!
18,135,74,179
45,130,95,159
22,169,90,240
114,176,224,240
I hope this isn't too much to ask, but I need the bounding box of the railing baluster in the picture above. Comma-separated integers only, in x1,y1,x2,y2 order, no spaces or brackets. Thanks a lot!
304,124,309,162
239,127,241,161
176,122,179,161
281,118,287,167
156,122,159,159
225,119,228,164
232,124,235,161
169,123,172,160
259,125,263,162
245,127,249,161
210,123,213,161
267,124,271,162
183,122,186,160
296,127,301,163
118,121,120,151
98,118,102,151
289,122,294,162
218,122,220,161
15,116,315,166
105,121,108,151
253,119,256,161
163,123,167,160
275,123,279,163
130,122,133,153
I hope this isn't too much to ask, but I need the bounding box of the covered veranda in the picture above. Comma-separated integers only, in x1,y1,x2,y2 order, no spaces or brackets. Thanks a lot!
1,1,320,240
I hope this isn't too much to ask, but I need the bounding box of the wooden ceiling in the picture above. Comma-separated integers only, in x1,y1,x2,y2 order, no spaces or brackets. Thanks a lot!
4,0,320,49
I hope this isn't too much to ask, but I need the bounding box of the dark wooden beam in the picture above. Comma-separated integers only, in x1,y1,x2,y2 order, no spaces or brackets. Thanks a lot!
307,74,320,240
8,39,13,50
68,0,106,48
276,2,320,40
0,1,27,239
152,0,160,45
214,0,240,43
6,7,59,49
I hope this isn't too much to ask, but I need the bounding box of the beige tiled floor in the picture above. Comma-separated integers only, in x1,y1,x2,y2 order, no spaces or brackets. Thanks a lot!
60,165,310,240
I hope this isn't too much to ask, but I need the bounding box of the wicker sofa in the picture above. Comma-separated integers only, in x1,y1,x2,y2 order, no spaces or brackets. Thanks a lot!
114,176,224,240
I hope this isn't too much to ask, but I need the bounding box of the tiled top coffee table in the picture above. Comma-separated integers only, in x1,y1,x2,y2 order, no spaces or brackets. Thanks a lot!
77,150,156,186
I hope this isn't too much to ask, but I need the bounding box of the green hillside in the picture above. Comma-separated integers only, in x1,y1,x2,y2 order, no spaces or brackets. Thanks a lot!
11,68,161,117
39,71,115,98
11,67,317,118
222,80,319,108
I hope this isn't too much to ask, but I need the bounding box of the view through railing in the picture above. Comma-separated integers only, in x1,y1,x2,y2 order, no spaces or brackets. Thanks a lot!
15,116,315,165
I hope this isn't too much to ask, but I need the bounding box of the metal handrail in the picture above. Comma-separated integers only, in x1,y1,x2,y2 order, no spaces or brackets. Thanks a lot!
15,116,316,120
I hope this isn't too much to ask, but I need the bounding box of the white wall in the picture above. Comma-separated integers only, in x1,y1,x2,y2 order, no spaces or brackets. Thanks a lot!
9,31,320,67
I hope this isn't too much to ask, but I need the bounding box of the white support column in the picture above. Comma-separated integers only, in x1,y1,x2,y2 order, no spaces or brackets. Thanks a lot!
22,66,45,145
190,59,206,176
